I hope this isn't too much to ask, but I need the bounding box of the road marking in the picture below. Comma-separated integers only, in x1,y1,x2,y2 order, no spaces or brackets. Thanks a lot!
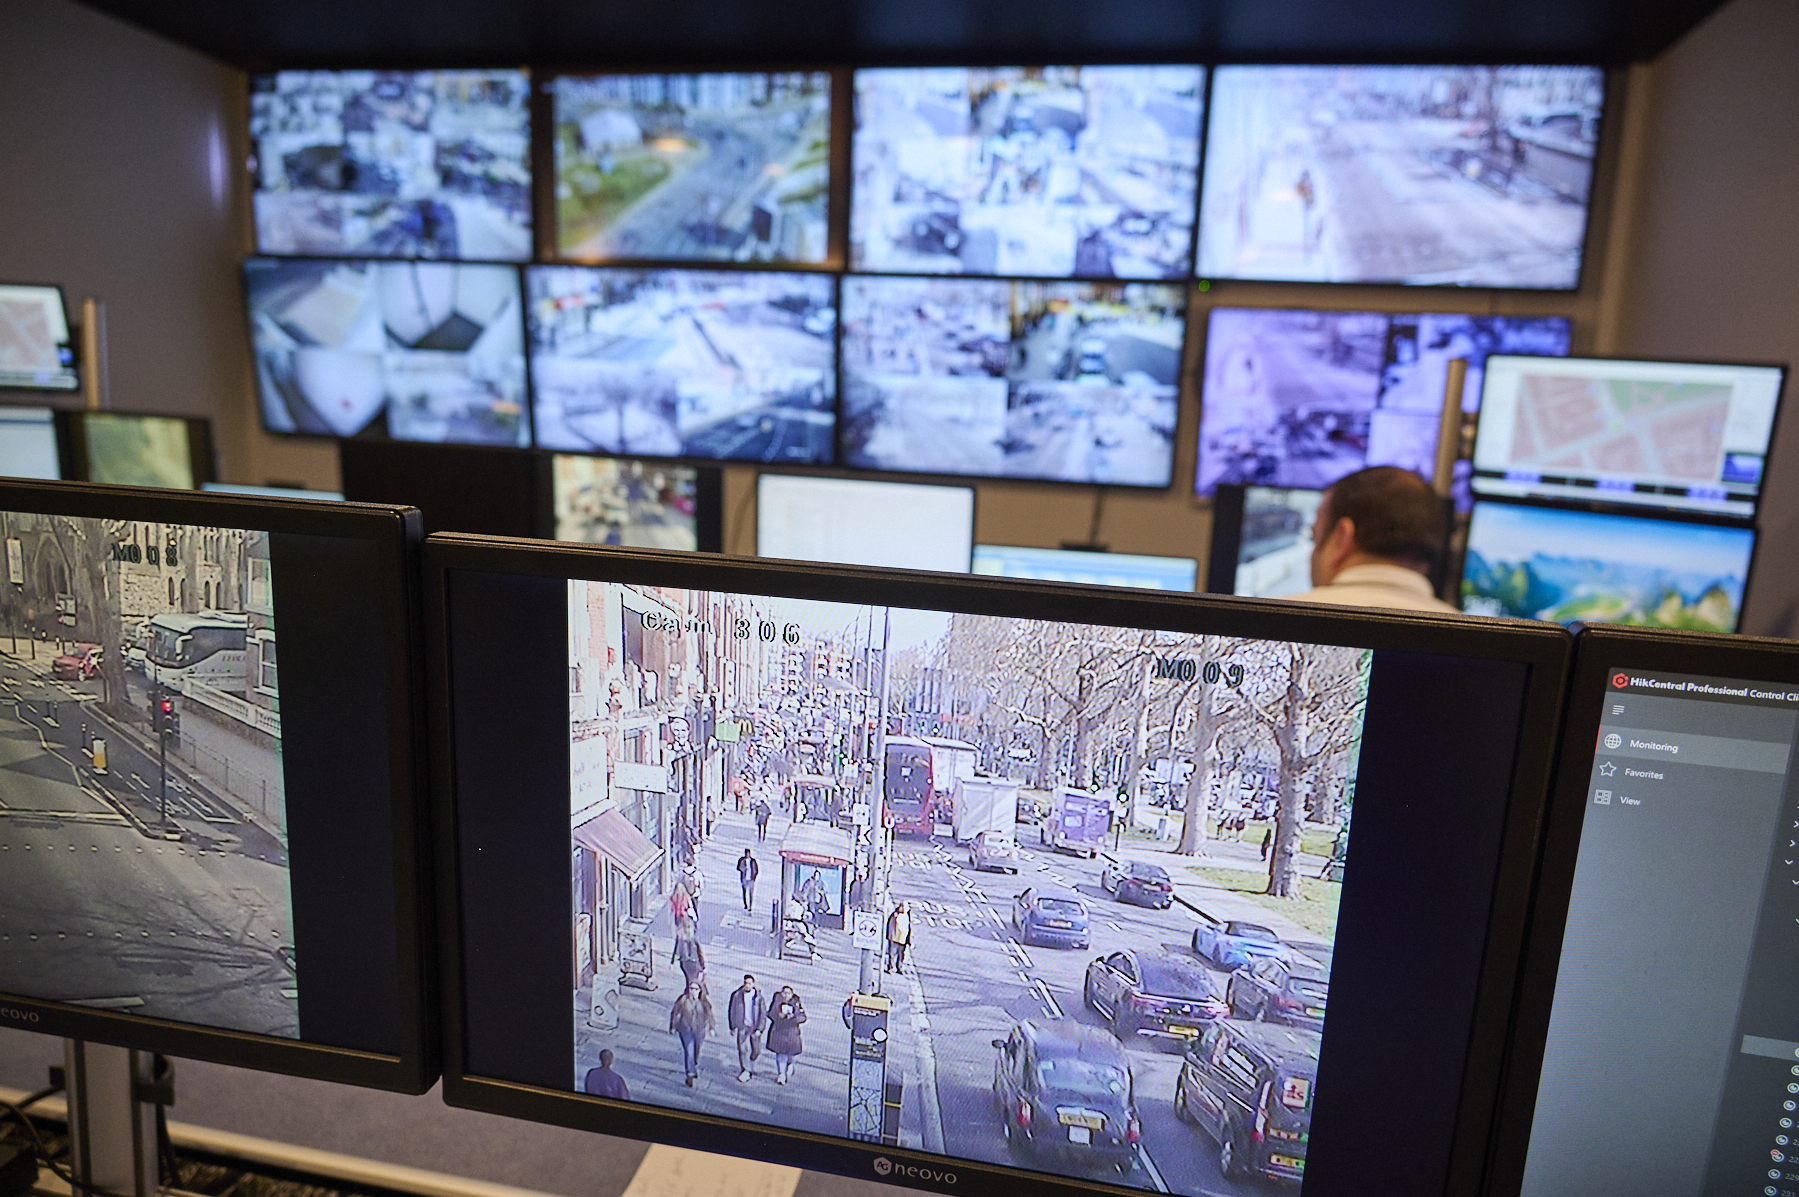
1034,979,1063,1018
1134,1145,1170,1193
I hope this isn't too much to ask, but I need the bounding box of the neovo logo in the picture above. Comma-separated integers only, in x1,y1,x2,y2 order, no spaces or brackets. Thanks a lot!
872,1158,956,1184
0,1007,40,1023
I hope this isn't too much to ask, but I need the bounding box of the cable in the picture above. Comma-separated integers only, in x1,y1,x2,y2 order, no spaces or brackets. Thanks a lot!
0,1091,151,1197
1087,486,1107,545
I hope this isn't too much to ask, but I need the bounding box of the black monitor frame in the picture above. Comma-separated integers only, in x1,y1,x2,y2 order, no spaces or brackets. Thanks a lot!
1482,625,1799,1195
57,410,217,489
425,536,1572,1197
0,480,436,1093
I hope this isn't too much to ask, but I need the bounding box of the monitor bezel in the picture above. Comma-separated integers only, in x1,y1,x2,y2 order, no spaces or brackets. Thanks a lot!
1482,625,1799,1196
1193,63,1613,294
0,282,81,395
0,480,437,1094
57,410,217,489
1469,352,1791,521
754,470,979,571
424,533,1572,1197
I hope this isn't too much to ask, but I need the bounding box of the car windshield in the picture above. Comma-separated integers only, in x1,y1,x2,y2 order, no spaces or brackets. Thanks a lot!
1131,865,1169,882
1292,979,1330,1002
1038,898,1084,915
1227,922,1279,942
1140,959,1217,998
1035,1058,1128,1099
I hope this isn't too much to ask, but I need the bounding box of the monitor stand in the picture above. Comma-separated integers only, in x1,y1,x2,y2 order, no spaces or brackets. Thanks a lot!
61,1040,164,1197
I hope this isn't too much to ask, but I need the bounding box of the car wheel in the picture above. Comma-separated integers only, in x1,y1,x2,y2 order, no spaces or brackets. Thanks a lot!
1253,1002,1268,1022
1219,1130,1245,1180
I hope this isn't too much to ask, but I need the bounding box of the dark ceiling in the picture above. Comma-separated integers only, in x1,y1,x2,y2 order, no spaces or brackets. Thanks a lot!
79,0,1728,71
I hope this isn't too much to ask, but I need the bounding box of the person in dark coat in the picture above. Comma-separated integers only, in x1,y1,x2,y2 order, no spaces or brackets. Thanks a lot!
737,849,760,912
728,974,765,1081
753,798,772,841
582,1049,630,1100
765,986,807,1084
675,933,706,989
669,981,714,1087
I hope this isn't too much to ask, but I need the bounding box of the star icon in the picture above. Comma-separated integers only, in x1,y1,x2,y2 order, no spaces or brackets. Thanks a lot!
1598,761,1617,777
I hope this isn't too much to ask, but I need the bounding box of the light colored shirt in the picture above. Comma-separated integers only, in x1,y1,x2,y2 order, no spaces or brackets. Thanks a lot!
1285,563,1460,614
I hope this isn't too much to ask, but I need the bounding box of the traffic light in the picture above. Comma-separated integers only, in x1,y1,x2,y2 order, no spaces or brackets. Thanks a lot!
156,696,176,742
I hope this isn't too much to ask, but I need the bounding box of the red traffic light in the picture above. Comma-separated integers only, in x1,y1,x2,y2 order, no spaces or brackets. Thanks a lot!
159,699,173,714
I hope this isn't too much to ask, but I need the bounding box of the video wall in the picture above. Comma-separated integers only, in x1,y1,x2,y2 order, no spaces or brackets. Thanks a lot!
241,64,1609,490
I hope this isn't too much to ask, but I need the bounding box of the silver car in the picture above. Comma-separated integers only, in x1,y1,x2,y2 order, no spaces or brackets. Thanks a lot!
970,831,1021,874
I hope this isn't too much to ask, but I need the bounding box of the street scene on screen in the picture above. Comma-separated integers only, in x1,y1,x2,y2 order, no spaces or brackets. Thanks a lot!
569,582,1369,1194
1195,308,1571,495
528,268,837,463
1198,66,1603,288
246,258,528,445
250,70,532,260
851,67,1204,278
554,73,831,264
842,278,1183,486
551,457,699,550
0,515,295,1037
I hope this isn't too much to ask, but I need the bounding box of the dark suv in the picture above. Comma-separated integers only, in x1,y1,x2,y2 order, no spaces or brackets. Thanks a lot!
991,1019,1141,1177
1102,860,1174,909
1175,1020,1319,1186
1226,956,1330,1032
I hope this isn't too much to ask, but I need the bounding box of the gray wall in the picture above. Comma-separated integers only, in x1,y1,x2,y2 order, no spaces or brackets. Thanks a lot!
1614,0,1799,635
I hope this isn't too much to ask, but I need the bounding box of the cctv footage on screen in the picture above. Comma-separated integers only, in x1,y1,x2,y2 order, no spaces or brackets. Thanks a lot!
568,583,1366,1193
0,514,296,1037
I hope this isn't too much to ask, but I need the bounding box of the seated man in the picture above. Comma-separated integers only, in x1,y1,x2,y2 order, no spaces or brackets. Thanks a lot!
1286,466,1458,613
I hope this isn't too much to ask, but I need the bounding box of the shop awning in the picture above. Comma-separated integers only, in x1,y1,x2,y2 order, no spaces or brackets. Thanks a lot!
573,810,663,882
778,821,855,867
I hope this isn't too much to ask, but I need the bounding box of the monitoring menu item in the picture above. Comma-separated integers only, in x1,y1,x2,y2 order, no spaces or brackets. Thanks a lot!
1522,671,1799,1197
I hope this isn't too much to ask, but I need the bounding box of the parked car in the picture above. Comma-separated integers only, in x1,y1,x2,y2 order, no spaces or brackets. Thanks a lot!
1226,956,1330,1032
1084,949,1229,1047
1012,887,1090,949
991,1019,1140,1175
51,643,102,682
1101,860,1174,909
1191,919,1290,970
970,830,1021,874
1175,1020,1319,1185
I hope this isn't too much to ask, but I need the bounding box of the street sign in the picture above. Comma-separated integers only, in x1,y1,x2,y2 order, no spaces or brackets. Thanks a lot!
851,801,870,826
853,909,882,950
4,539,20,586
847,993,892,1142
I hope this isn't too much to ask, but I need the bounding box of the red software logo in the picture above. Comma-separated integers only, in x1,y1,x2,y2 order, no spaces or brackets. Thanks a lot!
1611,672,1631,689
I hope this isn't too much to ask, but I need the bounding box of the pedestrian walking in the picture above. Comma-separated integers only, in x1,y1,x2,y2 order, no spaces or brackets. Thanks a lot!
1259,827,1273,861
728,974,765,1081
683,864,705,922
582,1049,630,1100
675,931,706,989
766,986,807,1084
737,848,760,912
670,882,693,930
885,902,912,973
753,797,771,841
669,981,715,1088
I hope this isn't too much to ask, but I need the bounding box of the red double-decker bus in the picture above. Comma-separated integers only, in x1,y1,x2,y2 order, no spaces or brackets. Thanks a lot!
884,736,935,837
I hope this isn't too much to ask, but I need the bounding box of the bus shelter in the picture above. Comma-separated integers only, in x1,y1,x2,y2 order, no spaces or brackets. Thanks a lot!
778,821,854,932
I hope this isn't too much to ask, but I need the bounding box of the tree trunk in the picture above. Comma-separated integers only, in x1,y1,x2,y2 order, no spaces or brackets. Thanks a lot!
1176,691,1220,855
1266,651,1307,898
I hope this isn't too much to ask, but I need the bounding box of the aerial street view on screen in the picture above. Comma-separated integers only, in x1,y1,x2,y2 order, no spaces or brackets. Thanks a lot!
851,67,1204,279
551,457,698,549
529,268,837,463
250,70,532,260
1493,370,1741,485
246,257,528,445
1461,503,1754,630
1195,308,1570,494
0,513,295,1036
553,73,832,264
1198,66,1603,288
569,584,1369,1194
841,278,1183,485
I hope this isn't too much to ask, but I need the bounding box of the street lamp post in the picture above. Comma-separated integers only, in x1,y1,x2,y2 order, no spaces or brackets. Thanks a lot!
856,607,891,997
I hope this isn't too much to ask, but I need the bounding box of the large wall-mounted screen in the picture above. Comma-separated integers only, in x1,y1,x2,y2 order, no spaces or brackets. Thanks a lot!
1195,308,1571,495
1471,355,1786,520
1197,65,1604,289
527,267,836,464
549,455,701,550
0,285,79,392
841,275,1184,486
1460,501,1755,631
850,66,1204,279
246,258,528,446
551,72,833,265
249,70,532,261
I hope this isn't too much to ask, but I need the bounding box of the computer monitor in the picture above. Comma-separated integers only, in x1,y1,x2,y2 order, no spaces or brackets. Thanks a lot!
202,482,345,501
338,439,537,537
1487,626,1799,1195
850,66,1205,279
0,406,63,480
1205,485,1325,599
972,545,1195,591
0,480,433,1091
244,257,529,446
426,537,1571,1197
840,275,1185,487
1460,500,1757,631
248,69,532,261
1194,308,1572,496
757,474,974,571
1470,354,1787,519
543,455,722,552
1196,65,1605,289
0,285,80,391
61,412,214,490
527,267,837,464
551,72,833,264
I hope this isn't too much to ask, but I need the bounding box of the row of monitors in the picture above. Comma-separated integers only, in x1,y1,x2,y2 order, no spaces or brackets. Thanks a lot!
1213,483,1760,633
2,478,1796,1197
247,64,1608,292
241,253,1790,518
0,405,217,489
